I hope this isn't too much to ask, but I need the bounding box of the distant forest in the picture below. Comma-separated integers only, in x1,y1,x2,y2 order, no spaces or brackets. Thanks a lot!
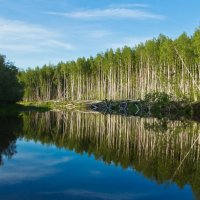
19,27,200,101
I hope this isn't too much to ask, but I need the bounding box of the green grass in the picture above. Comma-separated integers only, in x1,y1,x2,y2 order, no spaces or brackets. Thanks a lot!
0,103,50,117
20,100,95,111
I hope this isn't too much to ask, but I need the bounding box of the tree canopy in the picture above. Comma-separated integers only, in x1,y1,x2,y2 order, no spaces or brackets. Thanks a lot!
0,55,23,104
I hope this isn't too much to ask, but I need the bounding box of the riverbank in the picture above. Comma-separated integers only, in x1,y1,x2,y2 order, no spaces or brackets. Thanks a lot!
1,97,199,122
0,100,97,117
21,98,199,121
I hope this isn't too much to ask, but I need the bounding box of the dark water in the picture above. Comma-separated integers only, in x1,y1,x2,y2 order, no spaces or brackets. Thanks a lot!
0,111,200,200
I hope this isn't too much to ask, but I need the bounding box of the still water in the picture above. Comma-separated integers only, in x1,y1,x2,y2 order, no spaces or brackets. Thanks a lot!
0,111,199,200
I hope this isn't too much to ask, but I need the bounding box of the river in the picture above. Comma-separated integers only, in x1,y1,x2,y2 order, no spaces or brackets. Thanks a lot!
0,111,199,200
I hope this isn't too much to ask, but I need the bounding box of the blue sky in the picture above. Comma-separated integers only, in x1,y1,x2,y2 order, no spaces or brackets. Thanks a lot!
0,0,199,69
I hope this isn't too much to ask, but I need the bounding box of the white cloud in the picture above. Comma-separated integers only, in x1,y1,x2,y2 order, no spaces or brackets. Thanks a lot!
0,151,72,184
0,18,74,52
46,8,164,20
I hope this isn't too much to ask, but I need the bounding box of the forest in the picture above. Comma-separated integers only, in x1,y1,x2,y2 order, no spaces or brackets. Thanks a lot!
18,27,200,102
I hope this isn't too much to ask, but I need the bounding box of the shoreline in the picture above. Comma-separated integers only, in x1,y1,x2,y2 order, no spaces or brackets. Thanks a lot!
1,99,199,122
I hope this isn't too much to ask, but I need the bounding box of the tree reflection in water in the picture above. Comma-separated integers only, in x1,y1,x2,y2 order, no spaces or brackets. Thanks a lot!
0,116,22,165
1,111,200,198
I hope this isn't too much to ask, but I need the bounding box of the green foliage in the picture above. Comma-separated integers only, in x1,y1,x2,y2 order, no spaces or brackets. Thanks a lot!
175,32,194,65
0,55,23,104
142,92,195,119
192,27,200,63
144,92,173,105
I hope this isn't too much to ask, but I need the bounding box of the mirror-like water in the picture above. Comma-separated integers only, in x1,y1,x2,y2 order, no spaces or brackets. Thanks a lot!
0,111,199,200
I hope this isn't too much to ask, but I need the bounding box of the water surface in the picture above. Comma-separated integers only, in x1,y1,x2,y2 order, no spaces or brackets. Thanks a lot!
0,111,199,200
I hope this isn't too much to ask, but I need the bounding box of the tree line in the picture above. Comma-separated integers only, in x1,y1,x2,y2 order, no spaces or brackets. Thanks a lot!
15,27,200,101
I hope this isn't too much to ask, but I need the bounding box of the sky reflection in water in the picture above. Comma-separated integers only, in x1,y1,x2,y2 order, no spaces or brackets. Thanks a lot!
0,139,193,200
0,111,197,200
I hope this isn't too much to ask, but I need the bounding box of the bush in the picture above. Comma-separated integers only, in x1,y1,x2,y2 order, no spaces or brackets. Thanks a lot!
144,92,173,105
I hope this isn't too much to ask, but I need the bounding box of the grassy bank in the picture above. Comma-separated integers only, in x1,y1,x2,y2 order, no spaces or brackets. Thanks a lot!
20,100,99,110
0,103,50,117
0,100,98,117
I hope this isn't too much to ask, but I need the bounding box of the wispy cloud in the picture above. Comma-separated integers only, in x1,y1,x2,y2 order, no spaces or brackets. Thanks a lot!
0,151,72,184
40,189,158,200
46,8,164,20
109,3,149,8
0,18,74,52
